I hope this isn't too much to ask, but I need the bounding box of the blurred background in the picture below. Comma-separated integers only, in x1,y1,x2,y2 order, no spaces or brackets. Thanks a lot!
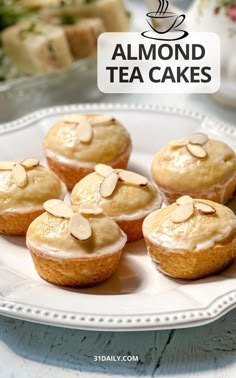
0,0,235,123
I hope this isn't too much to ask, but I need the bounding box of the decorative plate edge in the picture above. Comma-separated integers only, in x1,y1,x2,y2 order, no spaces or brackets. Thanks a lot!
0,103,236,139
0,103,236,330
0,290,236,331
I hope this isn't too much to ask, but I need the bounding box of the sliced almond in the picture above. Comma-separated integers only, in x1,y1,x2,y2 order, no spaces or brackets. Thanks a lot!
22,158,39,168
91,115,114,126
188,133,208,146
195,202,216,215
63,114,84,124
176,195,193,206
12,163,28,188
95,164,114,177
169,138,188,148
171,203,194,223
64,121,79,127
69,213,92,241
118,170,148,187
0,161,16,170
186,143,207,159
79,203,103,215
100,171,118,198
77,120,93,143
43,199,74,219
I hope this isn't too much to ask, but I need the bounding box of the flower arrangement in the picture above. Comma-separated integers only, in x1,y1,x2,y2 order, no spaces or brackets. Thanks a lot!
199,0,236,21
227,4,236,21
214,1,236,21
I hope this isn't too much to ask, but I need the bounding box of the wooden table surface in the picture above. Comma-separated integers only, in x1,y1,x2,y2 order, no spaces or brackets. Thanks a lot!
0,309,236,378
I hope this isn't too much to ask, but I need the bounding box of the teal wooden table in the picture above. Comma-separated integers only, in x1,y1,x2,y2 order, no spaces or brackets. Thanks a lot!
0,309,236,377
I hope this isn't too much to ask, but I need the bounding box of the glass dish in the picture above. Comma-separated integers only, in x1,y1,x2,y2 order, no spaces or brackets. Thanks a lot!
0,56,101,122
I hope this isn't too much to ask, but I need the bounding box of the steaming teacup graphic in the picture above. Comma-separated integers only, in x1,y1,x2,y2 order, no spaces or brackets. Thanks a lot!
142,0,188,41
146,11,186,34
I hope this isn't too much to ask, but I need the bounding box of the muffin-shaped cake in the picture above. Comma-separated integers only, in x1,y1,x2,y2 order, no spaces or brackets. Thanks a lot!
26,200,127,287
143,196,236,279
71,164,162,242
152,133,236,205
44,114,132,190
0,159,66,235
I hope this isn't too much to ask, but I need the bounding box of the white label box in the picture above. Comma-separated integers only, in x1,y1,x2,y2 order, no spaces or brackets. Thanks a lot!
97,32,220,94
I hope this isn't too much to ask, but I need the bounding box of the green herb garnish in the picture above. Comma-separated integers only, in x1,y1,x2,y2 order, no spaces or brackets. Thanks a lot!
18,22,43,40
126,10,132,18
61,14,76,25
0,1,32,32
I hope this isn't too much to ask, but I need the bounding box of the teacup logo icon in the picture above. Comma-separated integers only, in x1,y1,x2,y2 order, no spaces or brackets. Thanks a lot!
142,0,189,41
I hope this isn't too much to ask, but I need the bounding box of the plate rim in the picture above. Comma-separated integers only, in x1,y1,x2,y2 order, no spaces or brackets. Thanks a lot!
0,289,236,331
0,102,236,331
1,103,236,138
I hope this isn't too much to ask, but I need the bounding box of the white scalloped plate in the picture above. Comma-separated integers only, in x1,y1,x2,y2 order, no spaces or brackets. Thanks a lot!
0,103,236,332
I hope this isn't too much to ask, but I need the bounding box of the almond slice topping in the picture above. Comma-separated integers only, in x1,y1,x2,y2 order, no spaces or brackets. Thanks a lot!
0,161,16,170
69,213,92,241
95,164,114,177
64,115,83,124
195,202,216,215
171,203,194,223
176,195,193,206
188,133,208,146
169,138,188,148
118,171,148,187
22,158,39,168
44,199,74,219
186,143,207,159
79,203,103,215
77,120,93,143
100,171,119,198
91,115,114,126
12,163,28,188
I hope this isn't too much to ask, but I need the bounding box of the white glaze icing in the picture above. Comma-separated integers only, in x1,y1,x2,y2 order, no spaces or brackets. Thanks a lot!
148,223,236,252
143,202,236,252
195,225,233,250
159,174,236,204
152,139,236,194
113,195,163,222
71,171,162,221
45,143,132,168
27,231,127,259
0,181,67,215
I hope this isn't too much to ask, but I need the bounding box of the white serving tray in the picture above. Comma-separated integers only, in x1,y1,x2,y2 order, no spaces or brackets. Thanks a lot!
0,103,236,332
